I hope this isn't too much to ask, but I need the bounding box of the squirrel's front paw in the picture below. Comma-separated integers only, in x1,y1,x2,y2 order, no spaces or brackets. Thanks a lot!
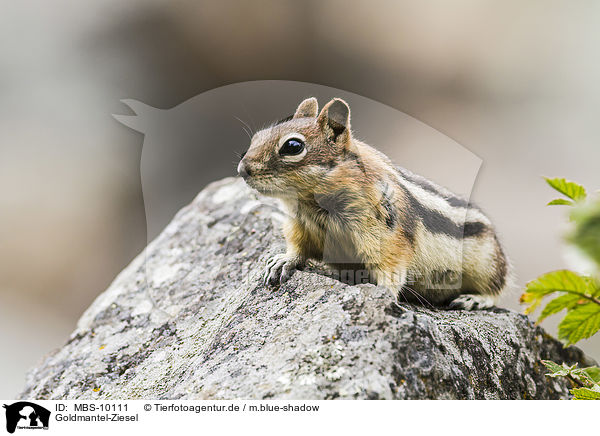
263,254,303,286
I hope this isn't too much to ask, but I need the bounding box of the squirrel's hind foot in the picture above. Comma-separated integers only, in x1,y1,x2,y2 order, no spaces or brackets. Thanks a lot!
447,294,495,310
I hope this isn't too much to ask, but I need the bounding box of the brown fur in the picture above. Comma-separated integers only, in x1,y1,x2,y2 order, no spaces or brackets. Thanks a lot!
238,97,509,309
240,98,414,287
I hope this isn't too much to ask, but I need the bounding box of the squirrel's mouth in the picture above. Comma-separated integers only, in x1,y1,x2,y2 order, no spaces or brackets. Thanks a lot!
247,182,279,197
241,175,271,193
242,176,297,199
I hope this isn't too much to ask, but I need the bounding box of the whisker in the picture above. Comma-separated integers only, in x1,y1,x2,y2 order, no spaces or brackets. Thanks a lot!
402,284,435,309
238,125,251,140
234,116,254,140
240,107,258,135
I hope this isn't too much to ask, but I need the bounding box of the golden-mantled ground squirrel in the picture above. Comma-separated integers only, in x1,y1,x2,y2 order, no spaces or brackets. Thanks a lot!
238,97,509,310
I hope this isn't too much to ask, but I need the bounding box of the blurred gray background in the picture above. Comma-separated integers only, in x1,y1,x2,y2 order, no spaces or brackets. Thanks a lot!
1,0,599,397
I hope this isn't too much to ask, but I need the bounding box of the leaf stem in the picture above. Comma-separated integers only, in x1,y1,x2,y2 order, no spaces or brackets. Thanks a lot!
558,289,600,306
567,375,585,388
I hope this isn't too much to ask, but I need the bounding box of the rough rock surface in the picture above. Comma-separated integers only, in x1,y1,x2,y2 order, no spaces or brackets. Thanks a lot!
20,178,593,399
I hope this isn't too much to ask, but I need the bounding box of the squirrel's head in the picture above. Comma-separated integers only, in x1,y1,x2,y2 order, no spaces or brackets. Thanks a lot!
238,97,352,198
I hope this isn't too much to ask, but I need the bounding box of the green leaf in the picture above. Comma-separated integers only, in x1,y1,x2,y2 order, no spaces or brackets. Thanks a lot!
558,303,600,345
570,367,600,387
538,293,584,322
541,360,564,374
542,360,575,377
571,386,600,400
542,361,600,388
569,200,600,268
545,177,587,201
582,367,600,383
587,277,600,298
547,198,574,206
525,270,591,296
520,270,594,314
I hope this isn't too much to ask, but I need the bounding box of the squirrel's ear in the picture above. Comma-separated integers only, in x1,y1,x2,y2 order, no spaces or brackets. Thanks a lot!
294,97,318,118
317,98,351,142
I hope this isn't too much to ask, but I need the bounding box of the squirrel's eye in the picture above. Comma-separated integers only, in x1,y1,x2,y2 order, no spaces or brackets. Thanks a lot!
279,138,305,156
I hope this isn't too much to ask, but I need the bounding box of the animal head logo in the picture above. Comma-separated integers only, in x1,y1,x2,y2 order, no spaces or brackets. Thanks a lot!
3,402,50,433
112,81,481,314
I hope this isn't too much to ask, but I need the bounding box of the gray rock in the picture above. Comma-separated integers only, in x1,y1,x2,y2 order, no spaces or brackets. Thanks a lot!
20,178,593,399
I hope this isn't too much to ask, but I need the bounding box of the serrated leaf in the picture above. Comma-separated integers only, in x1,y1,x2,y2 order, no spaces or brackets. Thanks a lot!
545,177,587,201
542,361,600,388
586,277,600,298
521,270,595,315
542,360,575,377
569,200,600,268
558,303,600,345
525,270,591,296
548,198,574,206
538,293,584,322
570,368,600,387
571,386,600,400
582,367,600,383
541,360,564,373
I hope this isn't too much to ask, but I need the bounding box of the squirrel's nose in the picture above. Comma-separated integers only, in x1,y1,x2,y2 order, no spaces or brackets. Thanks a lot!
237,160,251,179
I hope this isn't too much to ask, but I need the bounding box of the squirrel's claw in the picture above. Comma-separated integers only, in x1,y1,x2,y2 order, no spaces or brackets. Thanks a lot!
263,254,301,286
